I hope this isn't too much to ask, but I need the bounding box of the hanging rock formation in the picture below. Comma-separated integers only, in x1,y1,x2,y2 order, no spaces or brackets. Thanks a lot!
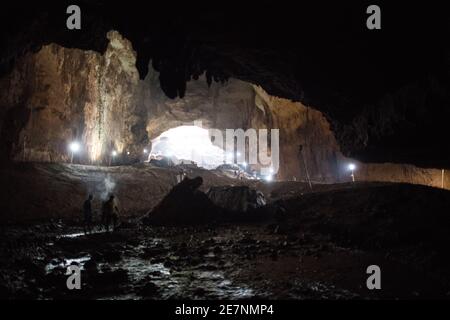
0,31,448,188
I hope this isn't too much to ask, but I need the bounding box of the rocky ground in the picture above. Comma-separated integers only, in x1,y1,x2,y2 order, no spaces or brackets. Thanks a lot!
1,216,448,300
1,163,450,300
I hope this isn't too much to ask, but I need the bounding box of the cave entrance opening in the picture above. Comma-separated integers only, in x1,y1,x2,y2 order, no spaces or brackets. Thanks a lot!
149,125,225,170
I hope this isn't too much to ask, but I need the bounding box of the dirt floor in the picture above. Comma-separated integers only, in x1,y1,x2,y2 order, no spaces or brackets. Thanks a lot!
1,163,450,299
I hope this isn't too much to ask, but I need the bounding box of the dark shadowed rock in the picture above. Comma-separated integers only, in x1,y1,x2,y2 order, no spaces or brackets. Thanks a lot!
142,178,277,225
138,281,160,297
142,177,222,226
90,268,128,287
207,186,266,212
141,175,289,226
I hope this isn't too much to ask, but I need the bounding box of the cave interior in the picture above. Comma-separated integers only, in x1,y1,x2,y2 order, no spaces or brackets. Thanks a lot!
1,1,450,301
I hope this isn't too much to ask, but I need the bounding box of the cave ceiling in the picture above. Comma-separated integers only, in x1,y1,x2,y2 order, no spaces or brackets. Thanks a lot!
1,1,449,168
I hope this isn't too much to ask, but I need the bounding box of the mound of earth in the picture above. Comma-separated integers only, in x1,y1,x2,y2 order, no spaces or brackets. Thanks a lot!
279,183,450,275
143,177,221,225
0,162,252,224
144,178,273,225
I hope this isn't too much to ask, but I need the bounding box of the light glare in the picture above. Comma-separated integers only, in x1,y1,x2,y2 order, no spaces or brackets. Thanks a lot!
69,142,80,153
150,126,226,169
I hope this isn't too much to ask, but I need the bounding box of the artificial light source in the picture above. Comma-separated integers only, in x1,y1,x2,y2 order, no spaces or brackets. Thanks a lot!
68,141,81,164
127,151,130,155
348,163,356,182
143,149,148,154
108,150,118,166
264,175,273,182
69,141,80,153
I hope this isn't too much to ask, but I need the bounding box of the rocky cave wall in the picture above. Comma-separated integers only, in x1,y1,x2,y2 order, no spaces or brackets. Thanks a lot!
252,87,449,188
1,2,449,169
0,31,448,189
0,31,150,164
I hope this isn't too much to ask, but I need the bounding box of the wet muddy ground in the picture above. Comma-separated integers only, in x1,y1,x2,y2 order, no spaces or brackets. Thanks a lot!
2,217,448,300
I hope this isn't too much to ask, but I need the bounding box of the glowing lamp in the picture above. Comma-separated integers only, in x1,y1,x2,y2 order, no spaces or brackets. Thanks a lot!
69,141,80,153
348,163,356,182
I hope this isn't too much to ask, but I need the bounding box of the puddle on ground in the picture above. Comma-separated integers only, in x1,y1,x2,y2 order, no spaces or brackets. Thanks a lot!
44,233,256,299
108,257,171,281
100,255,254,299
45,255,91,273
60,228,107,238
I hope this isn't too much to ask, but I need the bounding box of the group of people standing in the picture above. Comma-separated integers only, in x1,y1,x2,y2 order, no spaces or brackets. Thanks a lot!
83,194,120,234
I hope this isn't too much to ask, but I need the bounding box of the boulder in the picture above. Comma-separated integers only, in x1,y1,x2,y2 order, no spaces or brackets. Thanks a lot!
142,178,273,225
206,186,266,212
143,177,222,225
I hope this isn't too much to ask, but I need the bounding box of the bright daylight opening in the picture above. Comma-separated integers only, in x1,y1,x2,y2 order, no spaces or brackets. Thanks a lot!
149,125,226,169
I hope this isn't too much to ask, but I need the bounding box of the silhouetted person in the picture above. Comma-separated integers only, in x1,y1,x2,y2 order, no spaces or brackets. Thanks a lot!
103,195,120,232
101,200,107,226
83,194,93,234
176,169,186,184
